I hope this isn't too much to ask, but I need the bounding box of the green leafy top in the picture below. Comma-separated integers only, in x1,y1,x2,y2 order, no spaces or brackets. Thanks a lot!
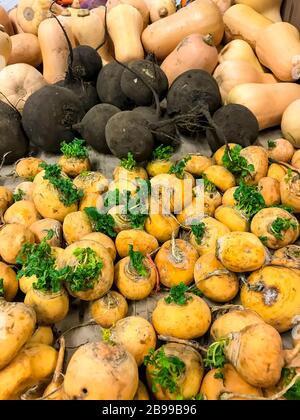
214,369,225,380
191,393,205,400
102,328,115,346
103,189,131,209
169,156,191,179
164,282,202,306
286,168,294,183
204,339,228,369
40,163,83,207
191,222,206,245
128,245,148,277
60,138,88,159
84,207,116,238
16,230,63,293
222,145,255,179
13,189,25,202
65,247,103,292
268,140,277,149
203,176,217,193
0,279,4,297
120,152,137,171
270,217,297,240
282,368,300,400
152,145,174,161
144,348,186,396
234,182,266,218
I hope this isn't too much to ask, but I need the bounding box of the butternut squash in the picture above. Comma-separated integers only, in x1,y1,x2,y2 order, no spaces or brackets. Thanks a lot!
0,6,14,35
227,83,300,130
38,16,76,84
223,4,272,49
0,25,11,70
161,34,218,86
90,6,114,65
218,39,264,72
9,9,25,34
256,23,300,82
107,4,144,62
281,99,300,148
8,34,42,67
142,0,224,60
235,0,282,22
214,60,277,101
211,0,232,15
0,64,47,112
143,0,176,22
71,8,105,49
17,0,63,35
107,0,149,27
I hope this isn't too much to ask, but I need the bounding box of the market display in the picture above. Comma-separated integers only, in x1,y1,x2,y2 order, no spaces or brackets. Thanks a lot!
0,0,299,402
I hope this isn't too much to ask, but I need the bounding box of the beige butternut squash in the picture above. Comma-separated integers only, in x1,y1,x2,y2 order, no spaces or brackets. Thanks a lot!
223,4,272,49
161,34,218,85
107,4,144,62
71,9,105,49
218,39,264,72
143,0,176,22
142,0,224,60
0,64,47,112
8,34,42,67
0,25,11,70
227,83,300,130
0,6,14,35
17,0,63,35
235,0,282,22
211,0,232,15
90,6,114,65
38,16,75,84
281,99,300,148
214,60,277,101
107,0,149,27
9,9,24,34
256,22,300,82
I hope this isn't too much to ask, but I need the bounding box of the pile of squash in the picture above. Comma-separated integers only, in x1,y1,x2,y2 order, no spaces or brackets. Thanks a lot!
0,134,299,400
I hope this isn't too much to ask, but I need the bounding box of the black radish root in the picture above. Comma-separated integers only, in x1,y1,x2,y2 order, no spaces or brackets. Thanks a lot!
167,69,222,135
22,85,85,153
206,104,260,153
97,61,134,110
74,103,120,154
0,101,28,164
105,111,154,161
56,79,99,113
120,60,169,107
132,107,177,146
71,45,102,83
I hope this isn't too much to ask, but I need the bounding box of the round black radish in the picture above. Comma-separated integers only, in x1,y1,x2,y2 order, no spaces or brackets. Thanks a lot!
132,107,176,146
120,60,169,106
96,62,134,110
0,102,28,164
56,79,99,112
206,104,259,153
22,85,85,153
167,69,222,117
105,111,154,161
71,45,102,82
74,104,120,154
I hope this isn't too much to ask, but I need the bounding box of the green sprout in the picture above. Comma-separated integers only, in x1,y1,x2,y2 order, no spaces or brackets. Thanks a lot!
60,138,88,159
